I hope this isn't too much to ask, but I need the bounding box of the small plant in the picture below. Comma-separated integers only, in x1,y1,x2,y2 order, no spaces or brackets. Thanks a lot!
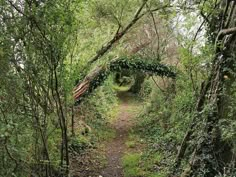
125,140,136,148
122,153,143,177
69,136,92,154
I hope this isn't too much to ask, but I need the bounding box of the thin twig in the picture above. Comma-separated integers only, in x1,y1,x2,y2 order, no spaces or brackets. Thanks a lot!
88,0,149,64
151,76,165,92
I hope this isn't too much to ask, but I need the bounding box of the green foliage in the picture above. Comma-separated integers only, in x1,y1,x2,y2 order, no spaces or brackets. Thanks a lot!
0,0,80,175
1,0,236,176
122,153,143,177
110,58,176,78
78,76,118,141
75,57,176,104
130,66,200,176
69,136,92,154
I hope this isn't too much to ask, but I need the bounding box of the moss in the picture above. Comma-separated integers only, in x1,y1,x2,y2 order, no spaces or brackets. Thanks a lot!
146,173,167,177
125,140,136,148
122,153,144,177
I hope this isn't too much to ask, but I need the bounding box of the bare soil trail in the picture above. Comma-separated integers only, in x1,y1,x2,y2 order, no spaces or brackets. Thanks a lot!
70,91,141,177
100,91,139,177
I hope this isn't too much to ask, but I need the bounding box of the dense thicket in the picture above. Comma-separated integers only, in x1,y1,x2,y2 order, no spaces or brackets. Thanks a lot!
1,0,79,176
1,0,236,177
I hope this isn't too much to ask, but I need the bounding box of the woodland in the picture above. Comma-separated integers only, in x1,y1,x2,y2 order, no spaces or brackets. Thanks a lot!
1,0,236,177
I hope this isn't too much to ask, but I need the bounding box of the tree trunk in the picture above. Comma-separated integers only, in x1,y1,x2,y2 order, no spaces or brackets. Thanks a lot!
129,72,146,94
173,1,236,176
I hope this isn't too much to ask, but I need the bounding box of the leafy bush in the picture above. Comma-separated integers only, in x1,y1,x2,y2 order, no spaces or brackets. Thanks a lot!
69,136,92,154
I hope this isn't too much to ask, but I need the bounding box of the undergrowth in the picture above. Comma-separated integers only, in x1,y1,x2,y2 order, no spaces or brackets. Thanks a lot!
70,75,119,154
121,76,197,177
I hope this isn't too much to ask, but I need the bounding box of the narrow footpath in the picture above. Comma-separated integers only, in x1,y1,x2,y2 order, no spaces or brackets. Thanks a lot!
100,91,138,177
70,91,141,177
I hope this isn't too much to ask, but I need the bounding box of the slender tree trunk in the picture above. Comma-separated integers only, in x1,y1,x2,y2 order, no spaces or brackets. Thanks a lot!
71,106,75,137
129,72,146,94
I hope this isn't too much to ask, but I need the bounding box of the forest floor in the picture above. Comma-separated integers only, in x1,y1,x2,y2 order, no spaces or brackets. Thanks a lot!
100,91,141,177
70,91,142,177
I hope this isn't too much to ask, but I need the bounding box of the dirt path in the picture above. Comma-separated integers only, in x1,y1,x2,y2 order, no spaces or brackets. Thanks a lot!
70,91,140,177
100,92,138,177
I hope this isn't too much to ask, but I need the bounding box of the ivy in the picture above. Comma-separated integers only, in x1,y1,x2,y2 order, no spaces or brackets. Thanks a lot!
109,58,176,78
75,57,176,105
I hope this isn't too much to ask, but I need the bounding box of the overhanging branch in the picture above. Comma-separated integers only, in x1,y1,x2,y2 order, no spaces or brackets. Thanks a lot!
218,26,236,36
215,26,236,48
88,1,171,64
88,1,149,64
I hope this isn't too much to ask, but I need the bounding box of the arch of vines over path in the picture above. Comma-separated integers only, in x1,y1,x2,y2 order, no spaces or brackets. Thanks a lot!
73,57,176,104
71,57,176,177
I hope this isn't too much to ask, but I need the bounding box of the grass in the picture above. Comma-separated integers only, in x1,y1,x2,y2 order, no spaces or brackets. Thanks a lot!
121,115,169,177
102,83,169,177
141,151,164,171
112,84,131,92
122,153,144,177
122,150,168,177
125,140,136,148
106,101,120,123
122,152,166,177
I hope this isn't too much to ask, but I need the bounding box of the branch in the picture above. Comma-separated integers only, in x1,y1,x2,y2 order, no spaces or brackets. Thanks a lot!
146,3,160,58
225,1,236,28
200,11,210,24
7,0,27,16
7,0,51,45
220,0,231,30
218,26,236,36
215,26,236,48
88,1,171,64
88,1,149,64
190,13,210,53
151,76,165,92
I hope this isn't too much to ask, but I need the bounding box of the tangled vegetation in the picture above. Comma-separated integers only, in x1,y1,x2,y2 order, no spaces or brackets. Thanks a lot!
1,0,236,177
74,57,176,104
